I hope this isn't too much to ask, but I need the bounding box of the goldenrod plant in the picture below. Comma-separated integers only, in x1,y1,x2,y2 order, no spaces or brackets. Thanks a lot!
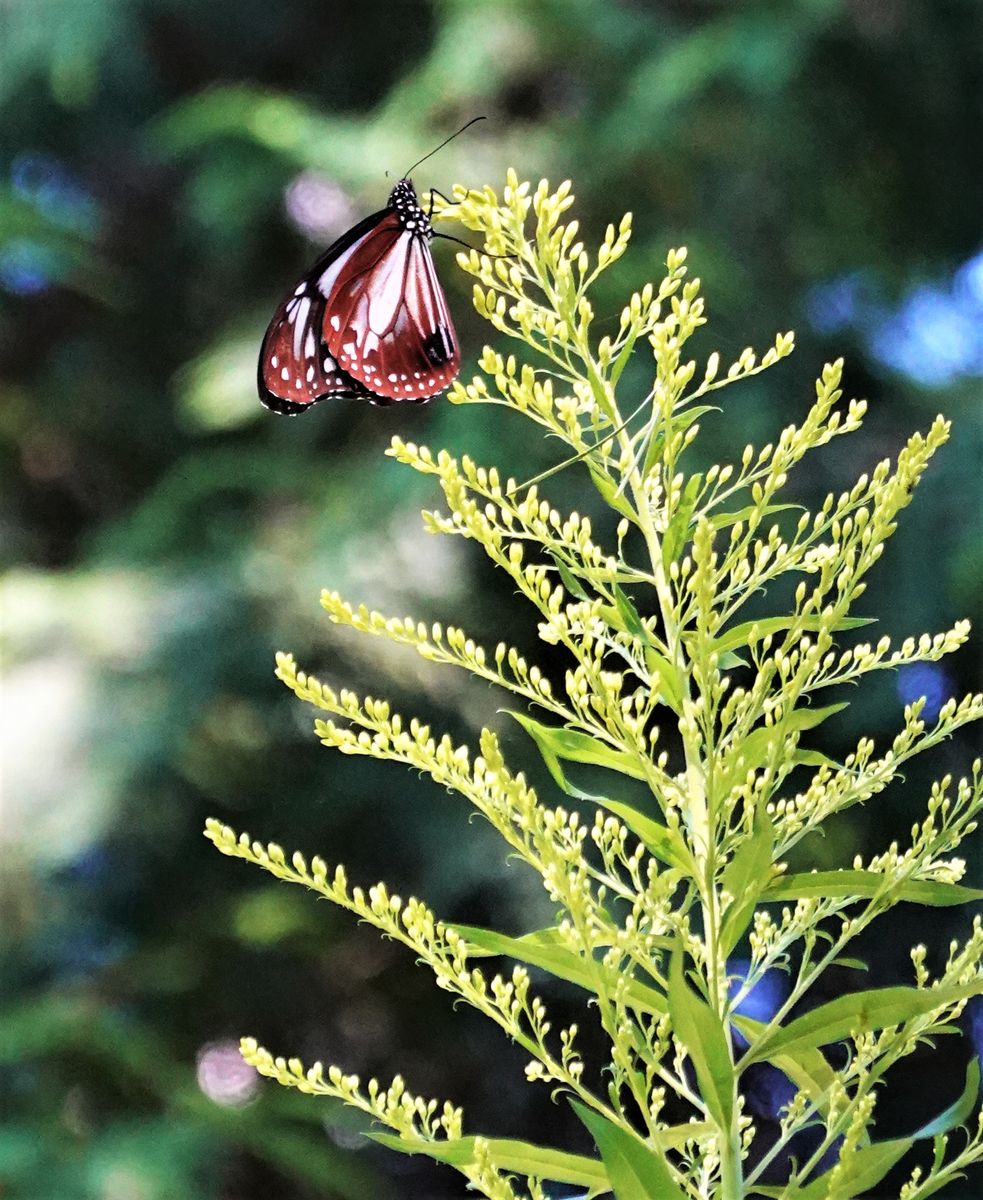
206,173,983,1200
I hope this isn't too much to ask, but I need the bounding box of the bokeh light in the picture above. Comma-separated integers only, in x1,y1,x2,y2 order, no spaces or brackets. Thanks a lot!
896,662,953,722
196,1040,260,1107
0,238,54,295
285,171,357,244
807,250,983,386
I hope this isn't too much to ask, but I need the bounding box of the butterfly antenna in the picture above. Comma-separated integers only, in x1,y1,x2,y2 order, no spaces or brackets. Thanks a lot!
507,395,653,495
402,116,487,179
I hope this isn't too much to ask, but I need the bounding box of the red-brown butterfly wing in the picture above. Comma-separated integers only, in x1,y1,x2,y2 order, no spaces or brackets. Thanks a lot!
321,216,460,404
257,211,390,414
258,283,373,414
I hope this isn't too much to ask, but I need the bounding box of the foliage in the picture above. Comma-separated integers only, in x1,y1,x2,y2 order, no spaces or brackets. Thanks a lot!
207,175,983,1199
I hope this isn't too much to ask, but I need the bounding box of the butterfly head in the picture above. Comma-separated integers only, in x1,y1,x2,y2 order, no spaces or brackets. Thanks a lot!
389,177,432,240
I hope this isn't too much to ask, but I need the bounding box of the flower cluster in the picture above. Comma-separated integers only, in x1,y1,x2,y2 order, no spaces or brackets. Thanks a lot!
208,176,983,1200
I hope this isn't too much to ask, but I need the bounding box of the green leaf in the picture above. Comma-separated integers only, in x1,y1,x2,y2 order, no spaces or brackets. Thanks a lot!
794,1138,913,1200
711,615,875,656
667,950,734,1129
642,406,719,478
718,703,848,793
610,328,640,387
591,796,693,872
571,1102,688,1200
745,983,982,1066
785,701,850,732
764,871,983,907
706,502,803,532
549,553,591,601
508,710,650,784
371,1132,610,1194
641,645,684,714
506,711,692,870
596,587,684,715
793,748,840,769
662,473,703,566
719,801,776,955
910,1058,981,1139
733,1017,839,1117
830,957,869,971
611,583,648,639
587,461,637,520
451,924,667,1016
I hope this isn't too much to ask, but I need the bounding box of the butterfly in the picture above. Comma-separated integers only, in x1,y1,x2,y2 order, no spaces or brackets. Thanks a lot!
258,142,474,415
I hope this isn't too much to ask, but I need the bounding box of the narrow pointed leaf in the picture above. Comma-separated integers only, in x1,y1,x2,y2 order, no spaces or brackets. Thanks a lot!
830,957,869,971
611,584,648,640
711,614,875,656
764,870,983,907
720,802,776,955
610,327,639,387
706,502,803,532
733,1017,838,1115
571,1102,688,1200
594,797,693,872
794,1138,912,1200
508,711,650,782
641,645,684,714
549,553,591,601
662,473,703,566
719,704,847,793
785,702,850,732
451,923,667,1016
745,983,982,1065
597,587,684,714
643,406,719,476
507,713,689,869
668,951,734,1129
370,1132,610,1194
588,462,637,520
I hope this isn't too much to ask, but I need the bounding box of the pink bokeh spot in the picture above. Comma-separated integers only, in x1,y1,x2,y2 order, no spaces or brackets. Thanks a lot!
285,172,357,244
196,1040,260,1107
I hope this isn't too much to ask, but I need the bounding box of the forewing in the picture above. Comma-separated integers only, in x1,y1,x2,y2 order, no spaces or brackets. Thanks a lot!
322,219,460,403
257,210,390,414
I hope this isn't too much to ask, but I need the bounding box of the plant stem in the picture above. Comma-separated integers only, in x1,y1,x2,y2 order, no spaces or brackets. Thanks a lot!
612,407,744,1200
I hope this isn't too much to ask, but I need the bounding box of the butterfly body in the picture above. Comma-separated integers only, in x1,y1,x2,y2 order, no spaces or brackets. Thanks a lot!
258,177,459,414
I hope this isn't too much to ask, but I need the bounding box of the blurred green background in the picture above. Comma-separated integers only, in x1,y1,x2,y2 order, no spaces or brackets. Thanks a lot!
2,1,981,1197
